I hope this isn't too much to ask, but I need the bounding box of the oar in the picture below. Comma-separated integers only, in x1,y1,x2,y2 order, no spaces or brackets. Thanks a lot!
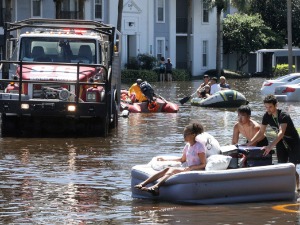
156,94,167,102
179,90,198,105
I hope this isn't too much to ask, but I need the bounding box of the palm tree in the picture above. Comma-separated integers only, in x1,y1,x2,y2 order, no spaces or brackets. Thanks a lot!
187,0,192,74
117,0,123,32
205,0,250,77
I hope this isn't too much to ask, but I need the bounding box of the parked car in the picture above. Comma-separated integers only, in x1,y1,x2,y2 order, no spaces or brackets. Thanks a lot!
274,83,300,102
260,73,300,95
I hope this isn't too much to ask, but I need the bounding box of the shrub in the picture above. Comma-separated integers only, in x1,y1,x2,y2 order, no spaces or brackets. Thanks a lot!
273,64,295,77
125,57,139,70
138,54,157,70
121,68,190,84
121,69,158,84
125,54,157,70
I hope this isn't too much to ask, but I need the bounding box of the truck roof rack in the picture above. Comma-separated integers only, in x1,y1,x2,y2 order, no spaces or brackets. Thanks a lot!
6,18,115,36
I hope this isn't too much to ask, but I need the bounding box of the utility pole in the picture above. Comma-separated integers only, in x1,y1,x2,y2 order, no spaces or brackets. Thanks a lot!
287,0,293,73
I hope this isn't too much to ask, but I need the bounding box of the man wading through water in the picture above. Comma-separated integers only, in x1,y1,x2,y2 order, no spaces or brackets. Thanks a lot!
248,95,300,190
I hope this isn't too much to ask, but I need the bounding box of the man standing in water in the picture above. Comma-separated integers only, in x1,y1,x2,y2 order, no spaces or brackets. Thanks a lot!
232,105,268,147
248,94,300,190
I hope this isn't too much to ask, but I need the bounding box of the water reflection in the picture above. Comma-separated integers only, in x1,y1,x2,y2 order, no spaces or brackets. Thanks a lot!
0,78,300,224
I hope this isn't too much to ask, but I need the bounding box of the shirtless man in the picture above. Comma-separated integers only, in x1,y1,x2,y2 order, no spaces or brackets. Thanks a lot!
232,105,268,147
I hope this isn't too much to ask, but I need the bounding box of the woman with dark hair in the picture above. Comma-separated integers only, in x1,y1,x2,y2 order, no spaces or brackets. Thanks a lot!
134,122,207,196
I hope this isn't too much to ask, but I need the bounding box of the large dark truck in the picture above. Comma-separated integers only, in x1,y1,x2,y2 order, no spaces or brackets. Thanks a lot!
0,18,121,137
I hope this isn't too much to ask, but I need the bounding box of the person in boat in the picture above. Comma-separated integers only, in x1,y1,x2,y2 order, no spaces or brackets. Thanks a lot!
128,79,148,102
199,85,211,99
232,105,268,147
139,80,156,103
219,76,230,90
209,77,221,95
247,94,300,190
197,74,210,96
134,122,207,196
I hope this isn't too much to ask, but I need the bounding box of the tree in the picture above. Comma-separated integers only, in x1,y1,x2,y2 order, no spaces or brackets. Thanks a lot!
205,0,229,77
117,0,123,32
243,0,300,47
223,13,284,71
187,0,192,74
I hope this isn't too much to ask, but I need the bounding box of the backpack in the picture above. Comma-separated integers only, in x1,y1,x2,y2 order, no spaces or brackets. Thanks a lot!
160,63,166,72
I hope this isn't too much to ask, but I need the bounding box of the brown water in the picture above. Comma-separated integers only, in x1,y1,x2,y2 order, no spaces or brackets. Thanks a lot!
1,78,300,224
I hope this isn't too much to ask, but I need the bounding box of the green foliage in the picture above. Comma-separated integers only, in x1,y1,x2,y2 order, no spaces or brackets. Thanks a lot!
121,69,190,84
121,70,158,84
223,13,284,71
125,57,139,70
223,13,284,54
124,54,157,70
241,0,300,47
272,64,295,77
172,69,191,81
137,54,157,70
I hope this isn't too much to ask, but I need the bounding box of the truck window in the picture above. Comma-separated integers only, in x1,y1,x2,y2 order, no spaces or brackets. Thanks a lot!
20,37,96,64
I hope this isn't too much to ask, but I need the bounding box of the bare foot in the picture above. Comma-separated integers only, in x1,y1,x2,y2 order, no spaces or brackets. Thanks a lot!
145,186,159,196
134,183,145,189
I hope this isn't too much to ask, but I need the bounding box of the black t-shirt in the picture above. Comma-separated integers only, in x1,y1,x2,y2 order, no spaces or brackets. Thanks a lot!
262,109,299,145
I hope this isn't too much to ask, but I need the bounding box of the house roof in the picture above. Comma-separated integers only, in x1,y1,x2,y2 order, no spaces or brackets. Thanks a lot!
256,48,300,57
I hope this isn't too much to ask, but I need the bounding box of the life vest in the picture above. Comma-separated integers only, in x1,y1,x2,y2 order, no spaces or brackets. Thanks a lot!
148,101,159,112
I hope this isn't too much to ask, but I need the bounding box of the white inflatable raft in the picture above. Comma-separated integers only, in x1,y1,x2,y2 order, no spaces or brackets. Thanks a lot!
131,161,296,204
191,90,248,107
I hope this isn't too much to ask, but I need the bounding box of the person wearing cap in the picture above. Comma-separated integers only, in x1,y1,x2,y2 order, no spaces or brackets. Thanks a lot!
219,76,230,90
128,79,148,102
210,77,221,95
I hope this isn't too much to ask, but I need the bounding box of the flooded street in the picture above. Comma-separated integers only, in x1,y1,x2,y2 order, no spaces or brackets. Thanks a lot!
1,77,300,224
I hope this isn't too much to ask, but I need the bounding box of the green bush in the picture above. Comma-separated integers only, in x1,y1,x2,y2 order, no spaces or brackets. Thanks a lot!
172,69,191,81
125,57,139,70
124,54,157,70
138,54,157,70
121,68,190,84
121,69,158,84
273,64,295,77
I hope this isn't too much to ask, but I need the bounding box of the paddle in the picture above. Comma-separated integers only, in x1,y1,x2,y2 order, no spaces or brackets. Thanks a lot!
179,90,198,105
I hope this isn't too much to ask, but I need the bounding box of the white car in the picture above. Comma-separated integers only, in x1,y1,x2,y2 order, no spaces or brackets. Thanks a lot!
260,73,300,95
274,83,300,101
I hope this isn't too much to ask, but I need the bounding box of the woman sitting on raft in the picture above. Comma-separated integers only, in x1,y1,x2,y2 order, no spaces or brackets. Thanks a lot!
134,122,207,196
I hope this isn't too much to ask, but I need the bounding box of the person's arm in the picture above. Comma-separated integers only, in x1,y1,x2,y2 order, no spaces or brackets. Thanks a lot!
247,124,267,146
185,152,206,171
262,123,287,156
232,123,240,145
157,145,187,163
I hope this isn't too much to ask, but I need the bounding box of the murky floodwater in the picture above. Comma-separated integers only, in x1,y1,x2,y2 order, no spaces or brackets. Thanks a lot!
1,77,300,224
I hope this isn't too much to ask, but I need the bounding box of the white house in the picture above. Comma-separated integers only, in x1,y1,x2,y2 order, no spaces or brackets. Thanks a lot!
1,0,218,76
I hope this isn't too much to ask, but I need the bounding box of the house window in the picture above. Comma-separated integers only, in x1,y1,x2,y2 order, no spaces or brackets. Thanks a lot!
32,0,41,17
157,0,165,23
202,1,209,23
156,38,165,60
95,0,103,20
202,40,208,67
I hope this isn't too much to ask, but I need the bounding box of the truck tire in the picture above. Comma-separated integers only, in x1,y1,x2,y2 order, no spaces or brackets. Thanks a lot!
101,115,109,137
109,101,118,129
1,115,19,137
